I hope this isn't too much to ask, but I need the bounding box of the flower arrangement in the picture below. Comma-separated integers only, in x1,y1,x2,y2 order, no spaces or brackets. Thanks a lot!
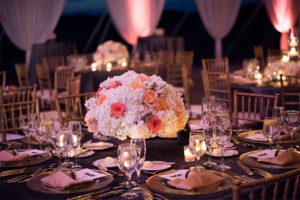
93,40,129,64
264,60,300,80
84,70,189,140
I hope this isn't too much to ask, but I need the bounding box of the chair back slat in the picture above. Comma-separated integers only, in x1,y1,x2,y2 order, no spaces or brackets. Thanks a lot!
133,62,158,76
167,64,183,87
43,55,65,72
1,85,37,104
54,67,74,94
0,70,6,90
15,63,30,87
36,63,52,96
67,75,81,95
181,64,192,109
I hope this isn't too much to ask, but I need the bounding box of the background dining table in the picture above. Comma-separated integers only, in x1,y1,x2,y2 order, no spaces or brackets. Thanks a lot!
0,129,298,200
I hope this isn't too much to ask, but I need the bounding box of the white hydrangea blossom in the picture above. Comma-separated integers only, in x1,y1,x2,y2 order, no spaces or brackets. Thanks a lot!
85,70,189,140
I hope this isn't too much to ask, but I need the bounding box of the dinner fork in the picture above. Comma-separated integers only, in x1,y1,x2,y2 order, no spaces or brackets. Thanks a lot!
251,168,272,178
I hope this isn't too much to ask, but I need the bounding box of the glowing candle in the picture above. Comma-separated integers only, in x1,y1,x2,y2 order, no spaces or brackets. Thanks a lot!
184,146,195,162
91,63,97,72
106,63,112,71
281,55,289,62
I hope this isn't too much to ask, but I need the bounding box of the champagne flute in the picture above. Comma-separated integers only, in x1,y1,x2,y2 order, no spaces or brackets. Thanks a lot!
285,110,300,150
118,143,139,199
262,117,280,149
189,131,207,171
203,118,217,167
272,107,285,149
131,138,146,191
213,110,232,171
19,114,31,149
69,121,82,168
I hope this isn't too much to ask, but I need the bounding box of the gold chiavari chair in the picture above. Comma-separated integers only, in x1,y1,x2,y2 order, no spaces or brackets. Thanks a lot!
158,50,175,66
43,55,65,72
15,63,30,87
253,45,265,70
54,67,74,97
0,99,39,141
182,65,201,117
233,90,279,127
133,61,159,76
280,74,300,110
202,57,229,73
0,84,37,104
232,167,300,200
55,92,95,125
36,63,55,109
176,51,194,80
0,70,6,90
67,75,81,95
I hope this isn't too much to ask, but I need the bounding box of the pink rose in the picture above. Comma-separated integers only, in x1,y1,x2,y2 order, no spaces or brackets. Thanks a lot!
96,87,103,95
111,103,126,117
147,115,162,133
109,81,121,89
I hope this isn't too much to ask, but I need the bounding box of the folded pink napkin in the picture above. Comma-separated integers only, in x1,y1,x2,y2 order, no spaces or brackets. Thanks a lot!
257,150,300,165
167,171,225,191
0,150,31,163
41,170,91,189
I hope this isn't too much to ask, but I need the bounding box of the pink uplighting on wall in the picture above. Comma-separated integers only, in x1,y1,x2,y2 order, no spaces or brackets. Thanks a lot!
265,0,299,51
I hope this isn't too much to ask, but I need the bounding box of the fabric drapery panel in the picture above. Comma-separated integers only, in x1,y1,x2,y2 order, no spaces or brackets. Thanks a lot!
195,0,241,58
264,0,300,51
0,0,65,70
106,0,165,46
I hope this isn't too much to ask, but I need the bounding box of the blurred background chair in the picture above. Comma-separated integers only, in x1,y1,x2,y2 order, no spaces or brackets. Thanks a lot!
0,70,6,90
54,67,74,97
0,98,39,141
280,74,300,110
67,75,82,95
176,51,194,83
43,55,66,73
55,92,95,125
133,62,159,76
15,63,30,87
232,90,279,127
0,84,37,104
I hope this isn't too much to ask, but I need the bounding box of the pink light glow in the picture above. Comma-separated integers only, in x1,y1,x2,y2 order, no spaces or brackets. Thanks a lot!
265,0,299,51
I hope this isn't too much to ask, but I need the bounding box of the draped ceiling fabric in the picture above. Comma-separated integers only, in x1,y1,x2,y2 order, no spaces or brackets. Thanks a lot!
264,0,300,51
0,0,65,70
195,0,241,58
106,0,165,46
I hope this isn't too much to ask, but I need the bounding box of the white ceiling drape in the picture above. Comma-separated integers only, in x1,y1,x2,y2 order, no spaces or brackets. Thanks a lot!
106,0,165,46
264,0,300,51
195,0,241,58
0,0,65,69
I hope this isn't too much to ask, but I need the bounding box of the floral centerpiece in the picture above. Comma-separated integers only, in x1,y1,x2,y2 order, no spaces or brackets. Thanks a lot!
93,40,129,64
84,71,189,140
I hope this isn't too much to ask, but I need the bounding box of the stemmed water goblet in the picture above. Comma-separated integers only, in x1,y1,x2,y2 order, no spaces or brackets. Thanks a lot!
213,108,232,171
69,121,82,168
40,120,54,152
131,138,146,192
189,131,207,171
284,110,300,150
262,117,280,149
51,126,68,169
19,114,31,149
272,107,285,149
118,143,139,199
203,118,217,167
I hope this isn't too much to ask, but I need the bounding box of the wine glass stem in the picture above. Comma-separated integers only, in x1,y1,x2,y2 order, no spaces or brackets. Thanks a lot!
290,134,295,149
220,147,225,169
208,148,212,162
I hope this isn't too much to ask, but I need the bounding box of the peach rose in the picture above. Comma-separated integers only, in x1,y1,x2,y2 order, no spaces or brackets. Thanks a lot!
174,100,184,114
147,115,162,133
97,94,106,107
177,115,186,130
111,102,126,117
86,120,98,136
154,98,168,111
143,90,158,105
131,82,144,90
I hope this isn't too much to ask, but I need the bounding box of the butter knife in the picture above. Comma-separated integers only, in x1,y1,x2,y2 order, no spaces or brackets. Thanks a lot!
236,160,254,175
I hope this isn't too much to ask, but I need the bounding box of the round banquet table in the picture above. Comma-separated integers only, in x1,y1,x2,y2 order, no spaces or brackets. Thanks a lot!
1,130,299,200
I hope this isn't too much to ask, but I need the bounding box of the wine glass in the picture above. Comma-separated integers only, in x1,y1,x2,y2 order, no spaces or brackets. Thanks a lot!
19,114,31,149
131,138,146,191
118,143,139,199
69,121,82,168
272,107,285,149
262,117,280,149
40,120,54,152
189,131,207,171
285,110,300,150
51,127,68,169
203,118,217,167
213,110,232,171
201,97,215,121
59,126,75,168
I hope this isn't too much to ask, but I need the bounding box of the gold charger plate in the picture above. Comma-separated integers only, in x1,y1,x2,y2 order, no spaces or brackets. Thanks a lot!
20,137,42,145
0,150,52,168
27,170,113,194
240,150,300,169
146,170,234,196
237,130,300,145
